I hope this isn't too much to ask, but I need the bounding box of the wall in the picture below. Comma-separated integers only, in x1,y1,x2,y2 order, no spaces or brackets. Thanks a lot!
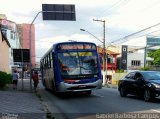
0,19,21,70
17,24,35,67
127,52,145,70
0,32,10,73
112,73,127,85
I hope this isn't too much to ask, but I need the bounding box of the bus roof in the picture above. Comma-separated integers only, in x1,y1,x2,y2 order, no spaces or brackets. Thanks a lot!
52,41,96,48
40,41,97,61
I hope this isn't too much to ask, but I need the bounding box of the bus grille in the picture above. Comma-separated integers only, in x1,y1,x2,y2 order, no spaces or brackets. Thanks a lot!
67,86,96,90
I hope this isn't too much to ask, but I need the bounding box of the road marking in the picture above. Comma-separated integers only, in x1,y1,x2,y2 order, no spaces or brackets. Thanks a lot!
151,109,160,113
92,93,104,98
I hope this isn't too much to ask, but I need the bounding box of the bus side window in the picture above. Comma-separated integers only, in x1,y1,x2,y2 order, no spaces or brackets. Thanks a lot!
50,52,53,68
46,55,49,68
48,53,51,68
52,53,56,60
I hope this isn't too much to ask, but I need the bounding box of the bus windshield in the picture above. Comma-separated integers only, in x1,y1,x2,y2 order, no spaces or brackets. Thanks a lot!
58,51,98,78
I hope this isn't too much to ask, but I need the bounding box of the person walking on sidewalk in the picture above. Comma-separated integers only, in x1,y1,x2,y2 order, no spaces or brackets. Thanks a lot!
12,70,19,89
32,71,39,92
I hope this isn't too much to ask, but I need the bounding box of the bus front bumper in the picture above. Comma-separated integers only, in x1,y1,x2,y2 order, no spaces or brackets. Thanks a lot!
57,79,102,92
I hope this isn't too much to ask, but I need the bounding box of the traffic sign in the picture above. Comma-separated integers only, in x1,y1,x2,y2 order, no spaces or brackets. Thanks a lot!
13,49,30,62
42,4,76,21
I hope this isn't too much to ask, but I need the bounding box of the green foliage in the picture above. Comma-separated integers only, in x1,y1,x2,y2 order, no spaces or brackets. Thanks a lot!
138,66,150,71
0,71,12,89
5,74,12,84
148,49,160,65
115,69,124,73
148,51,154,57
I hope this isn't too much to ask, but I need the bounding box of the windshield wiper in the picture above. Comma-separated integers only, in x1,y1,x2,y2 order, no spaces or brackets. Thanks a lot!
79,65,91,70
65,51,78,64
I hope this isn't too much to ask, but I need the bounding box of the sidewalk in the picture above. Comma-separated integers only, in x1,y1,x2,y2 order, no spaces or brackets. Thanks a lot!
104,84,118,89
0,79,47,119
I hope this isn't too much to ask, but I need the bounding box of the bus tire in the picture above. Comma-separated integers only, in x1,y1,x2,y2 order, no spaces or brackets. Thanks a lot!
43,80,48,91
85,90,92,95
52,81,56,93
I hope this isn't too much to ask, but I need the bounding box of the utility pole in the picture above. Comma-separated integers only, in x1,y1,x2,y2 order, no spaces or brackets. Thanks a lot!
93,19,106,85
29,11,42,92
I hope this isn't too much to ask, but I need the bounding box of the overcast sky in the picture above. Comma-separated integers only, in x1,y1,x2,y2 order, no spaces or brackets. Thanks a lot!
1,0,160,61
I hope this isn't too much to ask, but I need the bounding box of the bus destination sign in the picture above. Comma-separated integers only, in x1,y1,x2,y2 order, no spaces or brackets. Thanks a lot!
58,44,96,50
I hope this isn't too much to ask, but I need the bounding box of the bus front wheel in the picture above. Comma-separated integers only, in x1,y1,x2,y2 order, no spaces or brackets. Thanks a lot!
85,90,92,95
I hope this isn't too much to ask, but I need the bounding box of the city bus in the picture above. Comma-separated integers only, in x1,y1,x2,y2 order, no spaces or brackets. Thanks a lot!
40,41,102,94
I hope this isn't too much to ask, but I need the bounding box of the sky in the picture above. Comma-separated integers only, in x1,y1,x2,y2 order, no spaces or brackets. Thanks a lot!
1,0,160,61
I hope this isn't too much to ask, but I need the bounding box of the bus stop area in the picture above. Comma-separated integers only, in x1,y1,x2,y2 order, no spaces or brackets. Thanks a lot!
0,72,123,119
0,78,47,119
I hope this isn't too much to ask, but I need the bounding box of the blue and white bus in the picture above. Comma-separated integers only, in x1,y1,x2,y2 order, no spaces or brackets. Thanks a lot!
40,42,102,94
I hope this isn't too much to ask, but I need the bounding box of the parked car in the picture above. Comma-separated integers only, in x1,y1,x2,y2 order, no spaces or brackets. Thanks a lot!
118,71,160,102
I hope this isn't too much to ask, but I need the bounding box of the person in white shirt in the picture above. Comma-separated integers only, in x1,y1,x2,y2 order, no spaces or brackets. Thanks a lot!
12,70,19,89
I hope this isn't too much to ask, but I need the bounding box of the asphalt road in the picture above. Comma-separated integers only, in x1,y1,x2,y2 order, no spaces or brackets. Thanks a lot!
39,86,160,119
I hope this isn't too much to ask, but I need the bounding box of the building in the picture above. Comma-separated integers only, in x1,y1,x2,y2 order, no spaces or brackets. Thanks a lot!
0,14,7,19
0,16,21,72
17,24,36,68
127,51,145,70
145,37,160,66
97,46,119,82
0,29,11,73
0,18,20,48
120,36,160,71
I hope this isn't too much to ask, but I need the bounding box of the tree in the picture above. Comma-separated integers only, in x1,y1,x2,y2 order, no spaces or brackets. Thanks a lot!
148,49,160,65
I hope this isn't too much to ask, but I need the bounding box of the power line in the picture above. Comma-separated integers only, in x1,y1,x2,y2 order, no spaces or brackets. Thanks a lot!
128,44,160,53
136,0,160,14
96,0,124,17
110,22,160,44
141,29,160,38
99,0,130,17
84,0,131,40
81,0,129,32
113,29,160,45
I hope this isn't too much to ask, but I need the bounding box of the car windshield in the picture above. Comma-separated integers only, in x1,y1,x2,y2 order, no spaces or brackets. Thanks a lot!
142,71,160,80
58,51,98,78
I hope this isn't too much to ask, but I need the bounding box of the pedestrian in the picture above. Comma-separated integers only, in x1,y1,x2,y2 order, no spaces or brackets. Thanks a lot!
12,70,19,89
32,71,39,92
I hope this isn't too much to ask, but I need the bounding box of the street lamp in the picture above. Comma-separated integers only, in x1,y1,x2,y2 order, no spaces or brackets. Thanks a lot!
80,26,106,86
93,19,106,85
29,11,42,92
80,29,103,43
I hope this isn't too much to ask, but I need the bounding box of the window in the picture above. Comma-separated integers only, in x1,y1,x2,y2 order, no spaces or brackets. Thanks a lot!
131,60,141,66
48,53,51,68
134,72,143,80
107,56,114,63
44,58,48,68
1,29,7,37
44,59,46,67
11,49,13,57
41,60,44,70
10,31,15,39
123,47,126,51
50,52,53,68
122,60,126,63
46,55,49,68
125,72,135,79
107,57,111,63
